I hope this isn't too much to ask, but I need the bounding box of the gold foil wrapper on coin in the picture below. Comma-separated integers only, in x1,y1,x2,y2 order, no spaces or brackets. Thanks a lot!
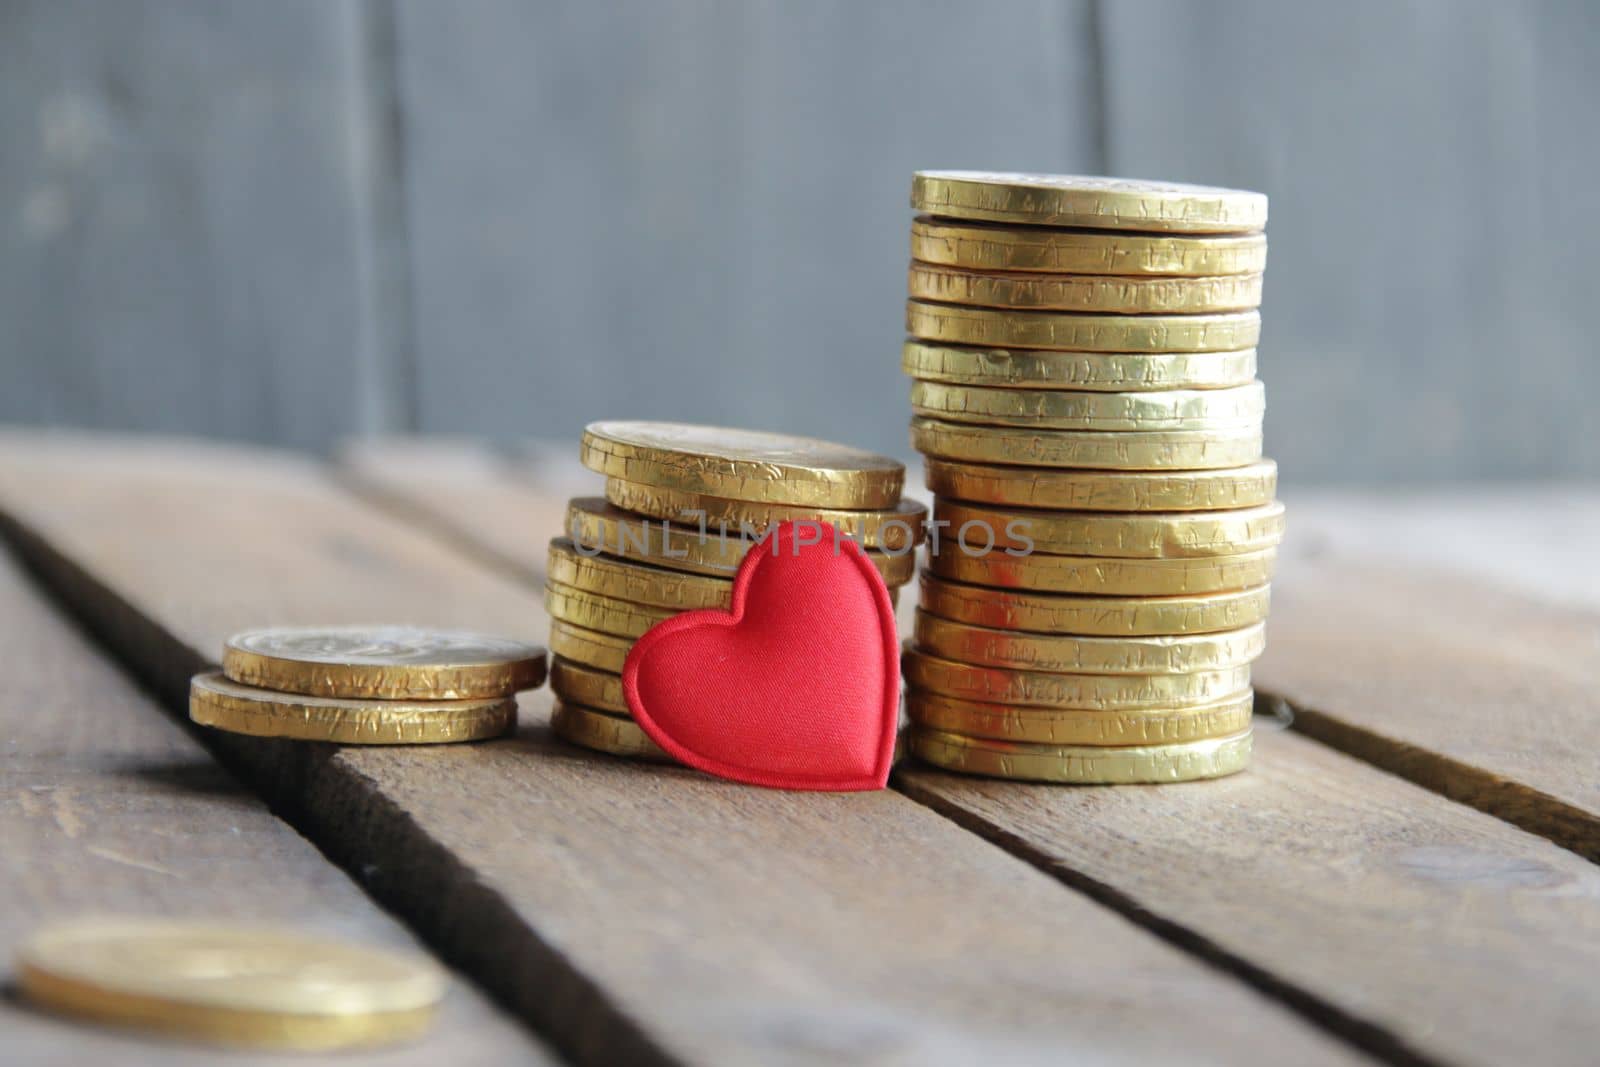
909,217,1268,276
919,573,1271,636
903,341,1258,392
549,656,628,714
545,581,675,640
580,421,903,509
911,416,1263,470
222,625,545,700
932,498,1285,558
903,647,1250,710
908,301,1261,353
16,918,445,1051
548,619,633,673
189,672,514,744
913,611,1267,674
924,458,1277,511
547,538,730,611
907,724,1254,783
911,171,1268,234
905,688,1255,746
927,543,1276,596
909,262,1263,314
911,380,1264,432
552,701,667,760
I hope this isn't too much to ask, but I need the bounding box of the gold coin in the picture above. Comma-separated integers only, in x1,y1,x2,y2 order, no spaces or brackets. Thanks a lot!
925,458,1277,511
581,421,903,509
189,672,513,744
907,301,1260,353
913,610,1266,673
909,262,1263,314
920,573,1271,636
565,497,916,585
545,581,675,640
549,656,627,713
551,700,668,761
906,688,1255,746
907,724,1253,783
221,625,545,701
548,618,632,673
603,478,928,553
927,544,1276,595
932,498,1285,558
909,217,1268,276
16,918,445,1051
903,648,1250,710
547,537,729,610
910,380,1263,432
911,416,1262,470
911,172,1268,234
903,341,1257,392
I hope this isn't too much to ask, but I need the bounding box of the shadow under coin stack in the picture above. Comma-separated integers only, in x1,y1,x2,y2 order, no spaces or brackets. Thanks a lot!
547,421,923,758
901,171,1282,784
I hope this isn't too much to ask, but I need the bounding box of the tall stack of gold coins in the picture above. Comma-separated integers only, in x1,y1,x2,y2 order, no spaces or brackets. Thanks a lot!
547,421,923,757
900,171,1282,784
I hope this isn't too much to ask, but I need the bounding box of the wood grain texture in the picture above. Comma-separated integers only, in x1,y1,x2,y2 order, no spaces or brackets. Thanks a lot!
0,541,546,1063
897,726,1600,1067
0,432,1363,1067
1099,0,1600,482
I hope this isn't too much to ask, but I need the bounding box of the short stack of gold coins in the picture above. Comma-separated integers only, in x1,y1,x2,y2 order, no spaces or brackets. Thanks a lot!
189,625,546,744
900,171,1282,784
547,421,923,757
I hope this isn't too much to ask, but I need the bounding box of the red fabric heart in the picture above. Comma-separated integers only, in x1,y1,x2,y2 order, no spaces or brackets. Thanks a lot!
622,519,900,791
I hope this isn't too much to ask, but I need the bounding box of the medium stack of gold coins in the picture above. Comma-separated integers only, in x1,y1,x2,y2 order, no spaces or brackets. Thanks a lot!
547,421,923,757
900,171,1282,784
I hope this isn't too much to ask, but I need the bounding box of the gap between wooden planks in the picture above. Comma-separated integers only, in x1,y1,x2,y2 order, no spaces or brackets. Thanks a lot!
0,521,549,1063
0,432,1361,1067
343,437,1600,1067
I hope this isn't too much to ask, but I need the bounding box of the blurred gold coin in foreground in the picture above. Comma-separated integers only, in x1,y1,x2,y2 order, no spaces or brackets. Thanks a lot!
552,701,667,760
903,341,1258,392
903,648,1250,710
924,458,1277,511
909,217,1268,276
907,724,1254,783
908,301,1261,353
581,421,904,509
222,624,545,701
189,672,513,744
911,416,1263,470
548,619,633,673
550,656,628,713
910,380,1264,432
911,171,1268,233
905,688,1255,746
913,611,1267,674
908,262,1263,314
920,573,1271,636
16,918,445,1051
932,498,1286,558
926,542,1276,596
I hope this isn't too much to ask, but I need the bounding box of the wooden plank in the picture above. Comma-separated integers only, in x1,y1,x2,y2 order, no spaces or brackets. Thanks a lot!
0,432,1364,1067
0,540,548,1062
391,0,1102,460
1251,489,1600,862
1098,0,1600,482
339,440,1600,1067
0,1,386,448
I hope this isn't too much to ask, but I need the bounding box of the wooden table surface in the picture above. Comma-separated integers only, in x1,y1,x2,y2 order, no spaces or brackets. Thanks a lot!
1,431,1597,1067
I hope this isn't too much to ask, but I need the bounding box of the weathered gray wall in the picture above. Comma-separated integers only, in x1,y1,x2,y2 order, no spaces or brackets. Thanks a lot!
1,0,1595,482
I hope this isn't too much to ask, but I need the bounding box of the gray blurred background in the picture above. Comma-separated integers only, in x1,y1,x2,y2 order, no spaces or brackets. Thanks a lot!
2,0,1595,484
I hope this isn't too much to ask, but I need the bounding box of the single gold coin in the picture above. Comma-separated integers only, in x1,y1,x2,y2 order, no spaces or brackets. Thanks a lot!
548,618,632,673
580,421,903,509
907,301,1260,353
549,656,628,713
545,581,675,640
547,537,730,611
909,217,1268,276
913,610,1267,673
924,458,1277,511
903,341,1258,392
905,688,1255,746
603,478,928,553
932,498,1285,558
189,672,513,744
907,724,1253,783
15,918,445,1051
911,172,1268,234
927,544,1276,596
910,380,1263,432
565,497,916,585
903,647,1250,710
909,262,1263,314
911,416,1262,470
919,573,1271,636
221,625,545,701
551,701,668,761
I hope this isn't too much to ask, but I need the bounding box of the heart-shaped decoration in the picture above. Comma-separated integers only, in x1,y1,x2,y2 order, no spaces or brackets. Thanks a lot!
622,520,900,791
